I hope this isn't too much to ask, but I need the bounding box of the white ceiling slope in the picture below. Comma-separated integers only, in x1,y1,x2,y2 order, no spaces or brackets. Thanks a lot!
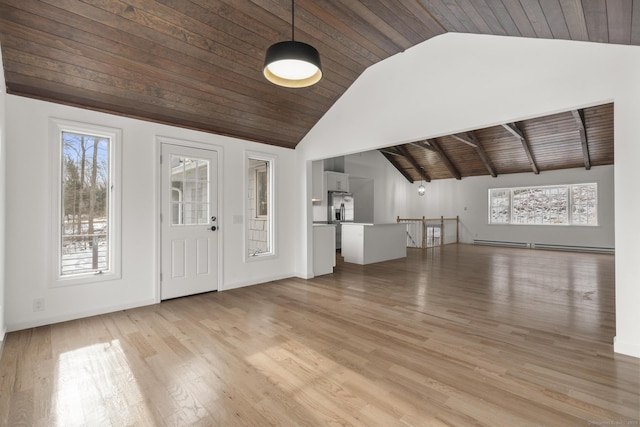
297,32,637,161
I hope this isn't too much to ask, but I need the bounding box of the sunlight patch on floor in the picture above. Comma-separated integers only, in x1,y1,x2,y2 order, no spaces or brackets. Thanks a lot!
53,339,153,426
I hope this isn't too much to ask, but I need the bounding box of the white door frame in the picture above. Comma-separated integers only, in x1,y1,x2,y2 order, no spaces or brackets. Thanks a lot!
155,136,224,302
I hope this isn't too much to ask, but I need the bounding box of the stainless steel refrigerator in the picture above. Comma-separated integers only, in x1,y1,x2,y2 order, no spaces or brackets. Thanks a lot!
328,191,354,250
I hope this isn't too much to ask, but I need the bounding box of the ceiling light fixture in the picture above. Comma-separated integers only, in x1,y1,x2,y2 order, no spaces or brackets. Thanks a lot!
418,181,425,196
263,0,322,88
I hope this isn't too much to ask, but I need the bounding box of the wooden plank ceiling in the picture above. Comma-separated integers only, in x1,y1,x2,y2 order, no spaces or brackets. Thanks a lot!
380,103,613,182
0,1,623,178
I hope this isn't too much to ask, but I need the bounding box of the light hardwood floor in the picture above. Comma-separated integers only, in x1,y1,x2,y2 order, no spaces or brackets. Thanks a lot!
0,244,638,426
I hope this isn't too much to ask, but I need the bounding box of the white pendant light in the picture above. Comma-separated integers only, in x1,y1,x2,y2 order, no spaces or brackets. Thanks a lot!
418,181,425,196
263,0,322,88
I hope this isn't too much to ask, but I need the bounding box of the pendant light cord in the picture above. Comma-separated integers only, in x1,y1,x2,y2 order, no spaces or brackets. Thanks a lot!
291,0,295,41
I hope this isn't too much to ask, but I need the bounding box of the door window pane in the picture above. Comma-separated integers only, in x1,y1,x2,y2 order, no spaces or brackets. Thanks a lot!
171,155,210,225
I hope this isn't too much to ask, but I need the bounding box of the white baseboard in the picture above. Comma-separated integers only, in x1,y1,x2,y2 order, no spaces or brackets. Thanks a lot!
221,272,296,291
614,336,640,359
6,298,157,333
294,269,314,280
6,273,308,332
296,273,314,279
0,328,5,360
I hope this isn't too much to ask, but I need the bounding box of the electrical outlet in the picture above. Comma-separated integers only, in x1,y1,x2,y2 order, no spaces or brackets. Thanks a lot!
33,298,44,312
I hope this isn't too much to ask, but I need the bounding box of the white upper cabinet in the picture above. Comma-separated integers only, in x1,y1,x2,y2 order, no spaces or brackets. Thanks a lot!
325,171,349,192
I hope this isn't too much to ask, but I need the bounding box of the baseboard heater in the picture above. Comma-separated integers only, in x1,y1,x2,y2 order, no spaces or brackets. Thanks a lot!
473,240,529,248
473,240,614,254
531,243,614,254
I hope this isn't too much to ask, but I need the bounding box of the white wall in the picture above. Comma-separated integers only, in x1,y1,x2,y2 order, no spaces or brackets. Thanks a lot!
344,151,410,223
407,165,614,249
297,33,640,358
4,95,298,331
348,177,374,224
298,34,625,159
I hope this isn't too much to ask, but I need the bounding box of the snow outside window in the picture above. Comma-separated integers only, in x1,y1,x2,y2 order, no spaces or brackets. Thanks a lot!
488,183,598,226
489,189,510,224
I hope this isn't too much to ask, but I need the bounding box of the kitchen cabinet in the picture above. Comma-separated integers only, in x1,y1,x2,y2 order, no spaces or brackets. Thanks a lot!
325,171,349,192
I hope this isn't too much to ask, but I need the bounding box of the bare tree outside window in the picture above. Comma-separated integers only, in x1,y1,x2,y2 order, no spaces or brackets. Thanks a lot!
489,183,598,226
571,184,598,225
489,189,510,224
61,132,110,276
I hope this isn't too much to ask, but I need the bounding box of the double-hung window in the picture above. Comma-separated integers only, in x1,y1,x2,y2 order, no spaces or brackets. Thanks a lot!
51,119,121,285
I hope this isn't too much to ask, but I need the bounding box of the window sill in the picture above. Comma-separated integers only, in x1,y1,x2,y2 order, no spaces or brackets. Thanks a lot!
52,271,121,288
245,252,277,263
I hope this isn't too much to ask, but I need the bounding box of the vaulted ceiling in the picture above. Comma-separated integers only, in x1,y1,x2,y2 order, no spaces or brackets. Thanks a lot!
0,1,626,178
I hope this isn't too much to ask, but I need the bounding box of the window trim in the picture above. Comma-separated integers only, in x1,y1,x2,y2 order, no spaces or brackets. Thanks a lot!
50,119,122,286
245,151,277,261
488,182,598,226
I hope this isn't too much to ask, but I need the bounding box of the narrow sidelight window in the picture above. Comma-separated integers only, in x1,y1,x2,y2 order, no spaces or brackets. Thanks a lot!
247,154,275,258
52,120,121,284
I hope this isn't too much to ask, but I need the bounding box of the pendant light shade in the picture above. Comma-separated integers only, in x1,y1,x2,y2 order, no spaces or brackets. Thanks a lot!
263,0,322,88
418,182,426,196
263,41,322,88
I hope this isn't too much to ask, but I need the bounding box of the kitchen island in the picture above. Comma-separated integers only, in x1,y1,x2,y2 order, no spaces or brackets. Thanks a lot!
341,223,406,265
313,223,337,276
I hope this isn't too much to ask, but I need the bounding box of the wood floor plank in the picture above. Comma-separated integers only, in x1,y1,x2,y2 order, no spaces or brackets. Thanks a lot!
0,244,638,426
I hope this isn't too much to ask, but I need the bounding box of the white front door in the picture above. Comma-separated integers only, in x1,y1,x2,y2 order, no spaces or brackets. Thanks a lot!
161,143,219,300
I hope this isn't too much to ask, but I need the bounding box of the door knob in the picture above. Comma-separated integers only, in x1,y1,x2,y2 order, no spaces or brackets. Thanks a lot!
210,226,217,231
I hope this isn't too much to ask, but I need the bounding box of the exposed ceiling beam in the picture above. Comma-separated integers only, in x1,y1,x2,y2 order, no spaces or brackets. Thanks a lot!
410,141,437,152
378,147,404,157
571,109,591,170
379,150,414,183
501,122,524,139
468,131,498,177
451,133,477,147
427,138,461,180
397,145,431,182
502,123,540,174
